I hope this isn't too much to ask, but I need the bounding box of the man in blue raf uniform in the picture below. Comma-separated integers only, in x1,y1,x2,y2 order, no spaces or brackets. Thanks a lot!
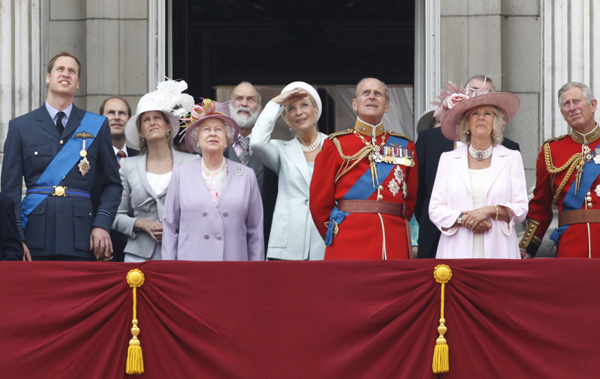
1,51,122,261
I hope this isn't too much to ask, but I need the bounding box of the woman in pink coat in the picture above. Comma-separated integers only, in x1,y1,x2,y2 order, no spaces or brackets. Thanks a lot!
429,84,528,259
162,99,264,261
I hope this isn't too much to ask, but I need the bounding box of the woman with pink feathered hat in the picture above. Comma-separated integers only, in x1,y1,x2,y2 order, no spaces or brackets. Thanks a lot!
428,83,529,259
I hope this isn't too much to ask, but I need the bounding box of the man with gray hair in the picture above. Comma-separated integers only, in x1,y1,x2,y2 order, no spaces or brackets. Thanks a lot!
520,81,600,258
310,77,417,260
226,81,277,252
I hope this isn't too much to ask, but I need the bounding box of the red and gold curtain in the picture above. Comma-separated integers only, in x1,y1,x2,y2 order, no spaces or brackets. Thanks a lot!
0,259,597,378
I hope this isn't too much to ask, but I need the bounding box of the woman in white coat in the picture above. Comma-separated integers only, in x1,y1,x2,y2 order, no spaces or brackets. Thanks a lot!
429,87,528,259
250,81,327,260
112,80,198,262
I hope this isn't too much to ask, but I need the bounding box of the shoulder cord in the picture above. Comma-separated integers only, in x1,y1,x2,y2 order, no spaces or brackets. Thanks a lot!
332,132,387,183
544,142,584,204
332,138,373,183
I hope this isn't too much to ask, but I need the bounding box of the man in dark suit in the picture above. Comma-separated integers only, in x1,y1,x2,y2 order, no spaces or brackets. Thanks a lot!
226,82,278,252
415,75,520,258
1,51,122,261
98,95,139,261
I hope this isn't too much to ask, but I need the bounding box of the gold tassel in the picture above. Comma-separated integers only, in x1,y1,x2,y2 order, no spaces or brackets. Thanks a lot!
432,264,452,374
126,269,145,375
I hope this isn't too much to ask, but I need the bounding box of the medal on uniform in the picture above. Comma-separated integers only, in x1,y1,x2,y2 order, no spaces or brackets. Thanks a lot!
594,149,600,164
78,157,90,176
75,131,94,176
388,179,400,196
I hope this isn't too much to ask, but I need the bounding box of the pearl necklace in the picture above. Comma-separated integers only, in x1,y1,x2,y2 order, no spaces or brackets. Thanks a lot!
300,134,321,153
201,158,226,176
469,144,492,160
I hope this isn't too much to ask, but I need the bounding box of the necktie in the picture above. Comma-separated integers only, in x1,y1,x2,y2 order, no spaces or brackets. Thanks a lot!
117,150,126,169
56,111,65,135
238,135,250,165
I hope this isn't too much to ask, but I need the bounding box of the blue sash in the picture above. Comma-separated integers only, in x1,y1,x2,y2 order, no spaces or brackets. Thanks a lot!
325,135,410,245
21,112,105,227
549,141,600,252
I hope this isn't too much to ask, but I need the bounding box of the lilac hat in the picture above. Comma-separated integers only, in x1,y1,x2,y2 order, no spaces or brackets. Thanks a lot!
183,99,240,152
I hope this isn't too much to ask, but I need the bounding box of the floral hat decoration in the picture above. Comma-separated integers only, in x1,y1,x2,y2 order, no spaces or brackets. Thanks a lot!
125,78,195,149
432,81,520,141
180,98,240,152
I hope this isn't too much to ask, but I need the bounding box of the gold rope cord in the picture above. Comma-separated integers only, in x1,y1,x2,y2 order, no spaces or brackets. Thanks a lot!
543,143,584,204
126,269,145,375
332,138,374,183
432,265,452,374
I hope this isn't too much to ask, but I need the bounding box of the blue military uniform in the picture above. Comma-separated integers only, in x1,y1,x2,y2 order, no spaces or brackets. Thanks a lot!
1,104,122,260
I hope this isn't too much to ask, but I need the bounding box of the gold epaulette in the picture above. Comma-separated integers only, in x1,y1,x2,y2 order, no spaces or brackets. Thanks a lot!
327,129,353,140
386,130,413,142
543,134,568,145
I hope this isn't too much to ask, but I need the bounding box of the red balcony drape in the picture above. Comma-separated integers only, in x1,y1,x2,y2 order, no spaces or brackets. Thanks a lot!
0,259,597,378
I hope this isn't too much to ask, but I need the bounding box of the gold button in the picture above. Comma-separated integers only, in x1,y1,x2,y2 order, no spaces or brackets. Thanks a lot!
59,140,64,145
377,195,383,200
378,185,383,191
586,196,592,202
588,191,592,195
588,203,593,208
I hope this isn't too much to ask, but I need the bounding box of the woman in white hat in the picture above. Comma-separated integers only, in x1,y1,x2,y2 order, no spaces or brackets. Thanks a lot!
429,86,528,259
112,79,198,262
250,81,327,260
161,99,264,261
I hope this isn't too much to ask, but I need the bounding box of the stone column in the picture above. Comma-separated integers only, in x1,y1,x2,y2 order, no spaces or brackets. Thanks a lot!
0,0,44,165
85,0,151,115
541,0,600,139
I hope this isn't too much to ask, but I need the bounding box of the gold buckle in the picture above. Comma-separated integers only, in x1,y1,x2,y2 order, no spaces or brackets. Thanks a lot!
52,186,67,197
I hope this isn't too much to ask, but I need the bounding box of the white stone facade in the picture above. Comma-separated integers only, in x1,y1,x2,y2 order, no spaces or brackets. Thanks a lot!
0,0,597,192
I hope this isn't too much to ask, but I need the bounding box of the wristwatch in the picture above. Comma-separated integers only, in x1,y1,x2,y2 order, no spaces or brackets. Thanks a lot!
457,213,464,225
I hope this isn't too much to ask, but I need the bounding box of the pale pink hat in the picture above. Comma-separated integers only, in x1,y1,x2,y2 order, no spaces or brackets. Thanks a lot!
436,86,520,141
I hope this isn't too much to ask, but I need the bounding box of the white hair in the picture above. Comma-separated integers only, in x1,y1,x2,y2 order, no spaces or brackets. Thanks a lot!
190,118,236,154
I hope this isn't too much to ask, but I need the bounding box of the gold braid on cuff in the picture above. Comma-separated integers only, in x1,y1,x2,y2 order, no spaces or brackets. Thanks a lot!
519,219,541,250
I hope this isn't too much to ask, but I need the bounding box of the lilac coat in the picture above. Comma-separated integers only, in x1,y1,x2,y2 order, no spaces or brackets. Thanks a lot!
162,158,264,261
429,144,528,259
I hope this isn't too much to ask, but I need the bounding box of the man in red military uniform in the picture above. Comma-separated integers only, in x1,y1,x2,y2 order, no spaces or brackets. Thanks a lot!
310,78,417,260
520,82,600,258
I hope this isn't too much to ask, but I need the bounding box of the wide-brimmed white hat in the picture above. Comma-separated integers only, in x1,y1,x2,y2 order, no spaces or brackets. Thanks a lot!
125,79,194,149
280,81,322,121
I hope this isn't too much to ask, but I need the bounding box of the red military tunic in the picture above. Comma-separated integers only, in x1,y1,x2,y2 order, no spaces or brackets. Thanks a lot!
310,119,417,260
520,125,600,258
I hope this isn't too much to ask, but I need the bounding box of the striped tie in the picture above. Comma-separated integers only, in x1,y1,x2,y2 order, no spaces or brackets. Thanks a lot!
238,135,250,165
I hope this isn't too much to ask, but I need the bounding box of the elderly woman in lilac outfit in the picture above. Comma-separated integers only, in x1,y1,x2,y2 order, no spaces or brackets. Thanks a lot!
162,99,264,261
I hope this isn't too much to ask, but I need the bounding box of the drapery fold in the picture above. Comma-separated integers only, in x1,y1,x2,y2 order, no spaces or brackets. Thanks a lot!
0,259,598,378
